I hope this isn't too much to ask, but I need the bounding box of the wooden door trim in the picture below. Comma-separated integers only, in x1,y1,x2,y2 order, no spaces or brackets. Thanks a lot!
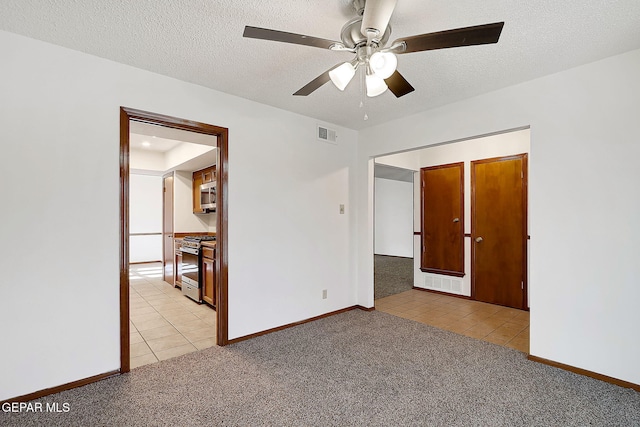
420,268,466,278
470,153,528,309
119,108,130,373
521,155,529,309
120,107,230,375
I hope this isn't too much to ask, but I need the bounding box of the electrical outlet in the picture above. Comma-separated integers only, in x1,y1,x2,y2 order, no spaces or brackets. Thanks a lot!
339,204,345,214
322,289,327,299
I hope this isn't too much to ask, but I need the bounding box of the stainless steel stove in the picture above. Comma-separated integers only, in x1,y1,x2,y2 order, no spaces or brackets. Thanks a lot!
180,235,216,303
181,235,216,253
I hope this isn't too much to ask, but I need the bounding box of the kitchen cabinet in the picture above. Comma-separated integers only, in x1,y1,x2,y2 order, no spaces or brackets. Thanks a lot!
201,245,216,307
193,165,216,214
202,167,215,184
174,239,183,288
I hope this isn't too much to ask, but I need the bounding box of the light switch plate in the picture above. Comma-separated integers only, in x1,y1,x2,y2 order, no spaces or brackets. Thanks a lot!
339,204,345,214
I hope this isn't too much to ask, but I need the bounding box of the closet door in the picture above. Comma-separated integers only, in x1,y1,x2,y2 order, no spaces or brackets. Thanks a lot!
420,163,464,277
471,154,527,309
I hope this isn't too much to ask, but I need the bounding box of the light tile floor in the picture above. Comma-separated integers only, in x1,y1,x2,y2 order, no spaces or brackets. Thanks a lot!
375,289,529,353
129,263,216,369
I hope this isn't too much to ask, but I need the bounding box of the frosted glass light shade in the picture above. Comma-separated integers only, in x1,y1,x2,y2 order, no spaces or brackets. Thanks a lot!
366,73,388,97
369,51,397,79
329,62,356,91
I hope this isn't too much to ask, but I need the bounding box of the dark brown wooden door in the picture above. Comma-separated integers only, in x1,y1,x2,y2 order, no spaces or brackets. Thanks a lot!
471,154,527,309
420,163,464,277
162,173,174,284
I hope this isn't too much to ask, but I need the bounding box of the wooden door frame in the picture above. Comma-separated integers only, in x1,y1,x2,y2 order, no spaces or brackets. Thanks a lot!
470,153,528,309
120,107,229,373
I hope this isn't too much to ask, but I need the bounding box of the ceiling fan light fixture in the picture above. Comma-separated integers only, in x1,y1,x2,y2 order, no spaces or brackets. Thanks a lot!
366,73,388,97
369,51,397,79
329,62,357,91
243,5,505,100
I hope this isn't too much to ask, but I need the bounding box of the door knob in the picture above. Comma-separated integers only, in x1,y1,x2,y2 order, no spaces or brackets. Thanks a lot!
453,217,460,223
475,236,483,243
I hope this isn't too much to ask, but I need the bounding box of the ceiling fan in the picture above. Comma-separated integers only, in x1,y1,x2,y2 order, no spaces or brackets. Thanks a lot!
243,0,504,99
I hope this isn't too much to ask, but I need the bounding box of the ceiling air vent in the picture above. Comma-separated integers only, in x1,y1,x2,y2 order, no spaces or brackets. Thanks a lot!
317,125,337,144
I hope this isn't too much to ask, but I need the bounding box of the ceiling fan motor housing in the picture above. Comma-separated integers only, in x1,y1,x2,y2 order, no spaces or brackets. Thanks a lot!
340,17,391,49
360,0,398,38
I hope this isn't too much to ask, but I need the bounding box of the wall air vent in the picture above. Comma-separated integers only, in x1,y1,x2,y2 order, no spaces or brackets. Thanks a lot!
317,125,337,144
433,277,442,289
424,276,433,288
423,273,464,295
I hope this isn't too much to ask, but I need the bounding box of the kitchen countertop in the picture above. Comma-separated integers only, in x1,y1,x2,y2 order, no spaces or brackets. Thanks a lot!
174,232,216,239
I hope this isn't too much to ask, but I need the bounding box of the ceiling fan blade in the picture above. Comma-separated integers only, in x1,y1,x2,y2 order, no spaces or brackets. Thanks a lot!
293,64,342,96
394,22,505,54
384,71,415,98
361,0,398,37
243,26,340,50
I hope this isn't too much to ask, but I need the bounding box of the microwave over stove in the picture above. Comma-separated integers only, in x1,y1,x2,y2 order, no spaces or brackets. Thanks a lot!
200,181,216,212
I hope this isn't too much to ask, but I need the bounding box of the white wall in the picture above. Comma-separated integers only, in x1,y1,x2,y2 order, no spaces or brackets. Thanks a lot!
375,150,420,170
0,30,358,401
173,170,215,233
357,49,640,386
165,143,214,171
130,148,164,171
129,174,163,262
374,178,413,257
130,144,215,173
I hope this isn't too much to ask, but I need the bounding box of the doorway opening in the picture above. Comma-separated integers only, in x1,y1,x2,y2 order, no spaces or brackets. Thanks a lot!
372,127,530,353
373,164,415,300
128,124,216,367
119,107,229,373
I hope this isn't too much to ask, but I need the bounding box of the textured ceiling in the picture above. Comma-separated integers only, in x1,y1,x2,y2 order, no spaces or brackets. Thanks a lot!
2,1,640,130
